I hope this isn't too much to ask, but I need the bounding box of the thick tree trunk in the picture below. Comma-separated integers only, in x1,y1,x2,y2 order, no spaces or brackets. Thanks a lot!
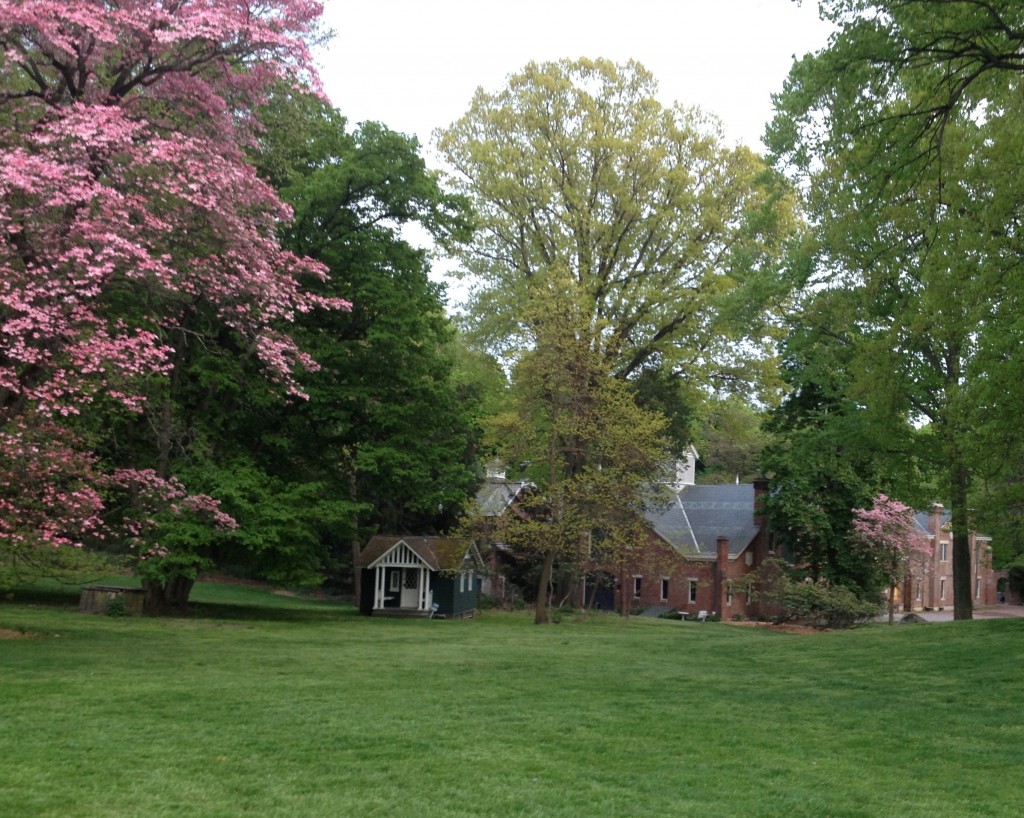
888,582,896,625
142,575,194,615
535,551,555,624
950,463,973,621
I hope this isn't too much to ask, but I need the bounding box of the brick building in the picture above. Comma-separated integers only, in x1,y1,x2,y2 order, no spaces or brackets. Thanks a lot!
901,504,998,611
613,479,772,618
473,455,1005,617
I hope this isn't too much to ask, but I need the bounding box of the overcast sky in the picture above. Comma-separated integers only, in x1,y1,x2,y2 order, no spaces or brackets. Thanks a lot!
314,0,835,159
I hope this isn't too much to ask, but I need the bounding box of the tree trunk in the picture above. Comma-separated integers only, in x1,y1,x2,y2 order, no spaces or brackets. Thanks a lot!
888,582,896,625
142,575,195,615
349,467,362,609
950,463,973,620
535,551,555,624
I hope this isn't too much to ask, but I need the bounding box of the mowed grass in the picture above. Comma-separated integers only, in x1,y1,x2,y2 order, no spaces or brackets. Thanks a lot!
2,584,1022,818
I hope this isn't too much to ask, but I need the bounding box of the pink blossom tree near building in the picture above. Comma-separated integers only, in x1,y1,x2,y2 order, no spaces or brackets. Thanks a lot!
852,495,932,625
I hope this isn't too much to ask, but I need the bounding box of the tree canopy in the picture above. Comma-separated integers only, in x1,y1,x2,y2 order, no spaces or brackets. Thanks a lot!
766,0,1024,619
437,58,799,397
0,1,337,601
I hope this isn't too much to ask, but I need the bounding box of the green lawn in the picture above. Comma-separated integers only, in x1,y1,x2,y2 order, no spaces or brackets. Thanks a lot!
2,583,1022,818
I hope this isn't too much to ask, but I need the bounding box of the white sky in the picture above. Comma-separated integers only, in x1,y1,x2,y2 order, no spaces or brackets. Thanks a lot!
311,0,835,305
314,0,835,157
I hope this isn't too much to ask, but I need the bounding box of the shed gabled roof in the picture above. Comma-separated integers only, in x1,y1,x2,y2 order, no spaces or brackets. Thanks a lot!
358,536,482,571
646,483,760,558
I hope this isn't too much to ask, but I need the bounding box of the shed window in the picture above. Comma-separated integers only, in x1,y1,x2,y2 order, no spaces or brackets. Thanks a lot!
389,571,400,593
459,572,466,593
468,572,474,591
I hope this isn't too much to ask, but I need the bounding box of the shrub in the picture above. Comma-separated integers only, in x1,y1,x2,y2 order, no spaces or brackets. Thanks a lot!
744,559,881,629
105,595,127,617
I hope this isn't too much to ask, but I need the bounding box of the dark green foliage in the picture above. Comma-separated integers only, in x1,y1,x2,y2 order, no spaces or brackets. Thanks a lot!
261,101,480,541
761,326,922,596
104,596,127,617
746,559,882,629
90,93,484,595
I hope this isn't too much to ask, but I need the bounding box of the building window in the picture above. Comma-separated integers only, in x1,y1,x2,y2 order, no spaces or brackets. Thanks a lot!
940,541,948,562
940,578,947,600
660,577,669,602
916,581,923,602
688,579,698,604
726,581,733,606
633,575,643,598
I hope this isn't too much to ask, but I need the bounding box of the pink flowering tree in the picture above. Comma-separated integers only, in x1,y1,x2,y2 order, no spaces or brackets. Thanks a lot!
0,1,348,604
102,470,238,613
852,494,932,624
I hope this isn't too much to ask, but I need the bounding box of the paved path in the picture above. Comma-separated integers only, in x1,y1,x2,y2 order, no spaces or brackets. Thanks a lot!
910,605,1024,622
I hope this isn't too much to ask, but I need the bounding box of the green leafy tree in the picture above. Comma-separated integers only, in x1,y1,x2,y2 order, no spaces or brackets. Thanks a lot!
695,395,769,484
760,285,928,596
767,0,1024,619
483,272,669,624
97,95,483,601
437,57,799,400
249,96,482,588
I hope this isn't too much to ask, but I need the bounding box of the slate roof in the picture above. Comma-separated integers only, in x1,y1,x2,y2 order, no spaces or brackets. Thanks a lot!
358,536,482,571
646,483,760,559
474,479,534,517
914,509,990,540
914,510,949,535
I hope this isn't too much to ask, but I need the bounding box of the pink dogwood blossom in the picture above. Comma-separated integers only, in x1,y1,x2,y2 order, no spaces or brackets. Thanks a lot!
852,494,933,624
0,2,347,563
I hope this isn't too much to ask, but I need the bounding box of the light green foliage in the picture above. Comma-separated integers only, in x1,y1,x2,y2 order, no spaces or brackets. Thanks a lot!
694,395,769,483
437,58,799,394
485,273,670,622
439,59,797,620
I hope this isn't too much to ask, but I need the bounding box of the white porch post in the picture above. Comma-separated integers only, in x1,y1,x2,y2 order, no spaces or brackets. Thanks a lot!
375,567,385,609
419,567,428,610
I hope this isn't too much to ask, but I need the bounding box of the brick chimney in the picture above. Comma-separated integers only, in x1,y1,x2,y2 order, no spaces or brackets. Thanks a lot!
716,536,729,616
753,477,769,527
930,502,944,537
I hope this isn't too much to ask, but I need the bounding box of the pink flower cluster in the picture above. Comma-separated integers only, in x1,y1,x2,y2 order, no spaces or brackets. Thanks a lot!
0,1,343,553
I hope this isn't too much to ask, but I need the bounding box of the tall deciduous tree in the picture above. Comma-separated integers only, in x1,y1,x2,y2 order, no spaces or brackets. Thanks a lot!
243,95,481,590
760,285,929,597
436,58,799,397
767,0,1024,619
0,1,341,603
484,271,668,624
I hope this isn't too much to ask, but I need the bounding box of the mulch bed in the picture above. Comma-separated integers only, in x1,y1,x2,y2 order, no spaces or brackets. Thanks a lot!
722,620,826,635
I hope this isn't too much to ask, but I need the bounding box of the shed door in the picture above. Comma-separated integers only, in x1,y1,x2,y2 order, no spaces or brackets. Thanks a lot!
400,568,420,607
